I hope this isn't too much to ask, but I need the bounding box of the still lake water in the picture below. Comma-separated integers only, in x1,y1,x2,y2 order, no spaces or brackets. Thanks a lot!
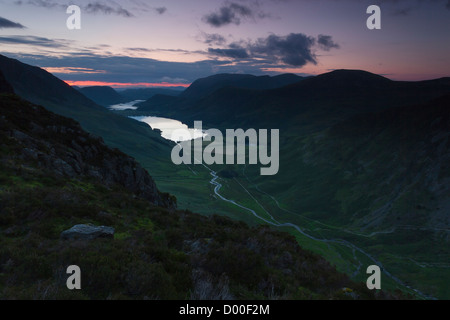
130,116,205,142
109,100,204,142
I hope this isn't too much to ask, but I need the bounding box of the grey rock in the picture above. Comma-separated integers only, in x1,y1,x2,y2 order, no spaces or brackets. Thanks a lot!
61,224,115,240
30,122,44,135
22,148,39,160
52,158,75,177
11,129,30,142
71,140,84,154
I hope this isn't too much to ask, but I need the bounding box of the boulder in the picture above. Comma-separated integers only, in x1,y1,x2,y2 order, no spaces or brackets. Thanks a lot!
60,224,115,240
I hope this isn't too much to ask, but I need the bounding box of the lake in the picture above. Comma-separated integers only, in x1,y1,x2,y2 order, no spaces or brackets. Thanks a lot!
108,100,204,142
130,116,206,142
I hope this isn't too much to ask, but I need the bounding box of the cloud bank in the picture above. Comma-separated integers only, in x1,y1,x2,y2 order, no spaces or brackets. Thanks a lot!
14,0,135,17
207,33,340,67
203,2,268,27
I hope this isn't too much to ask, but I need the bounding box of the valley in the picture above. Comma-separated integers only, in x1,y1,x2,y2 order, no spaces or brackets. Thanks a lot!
1,0,449,303
0,54,448,299
110,73,450,299
123,103,445,299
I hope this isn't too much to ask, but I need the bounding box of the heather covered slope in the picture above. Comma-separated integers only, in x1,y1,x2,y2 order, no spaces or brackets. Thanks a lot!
0,93,397,300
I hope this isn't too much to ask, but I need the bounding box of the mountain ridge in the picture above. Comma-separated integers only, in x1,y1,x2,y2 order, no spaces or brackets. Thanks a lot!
77,86,125,107
180,72,304,100
141,69,450,131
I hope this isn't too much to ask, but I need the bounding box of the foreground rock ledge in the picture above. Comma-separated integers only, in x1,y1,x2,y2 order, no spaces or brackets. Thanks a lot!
61,224,115,240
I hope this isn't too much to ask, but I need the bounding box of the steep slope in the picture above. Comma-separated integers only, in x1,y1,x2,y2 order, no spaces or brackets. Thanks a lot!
78,86,124,107
243,94,450,299
313,94,450,229
0,94,174,208
0,54,173,176
180,73,304,100
0,93,396,300
0,55,99,108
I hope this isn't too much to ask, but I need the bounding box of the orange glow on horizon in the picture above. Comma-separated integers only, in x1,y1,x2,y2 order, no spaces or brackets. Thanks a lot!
64,80,191,88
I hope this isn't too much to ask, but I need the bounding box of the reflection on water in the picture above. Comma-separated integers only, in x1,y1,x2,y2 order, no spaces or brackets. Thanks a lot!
130,116,206,142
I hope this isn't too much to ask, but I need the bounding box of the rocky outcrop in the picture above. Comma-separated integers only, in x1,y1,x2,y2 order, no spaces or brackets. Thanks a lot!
0,95,176,209
61,224,115,240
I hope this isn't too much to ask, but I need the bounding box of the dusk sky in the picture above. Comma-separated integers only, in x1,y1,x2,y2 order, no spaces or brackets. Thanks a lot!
0,0,449,88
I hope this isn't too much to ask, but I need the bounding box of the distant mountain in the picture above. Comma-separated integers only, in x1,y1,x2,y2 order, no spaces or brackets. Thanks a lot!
299,69,392,88
180,73,304,100
132,73,305,119
120,88,184,101
134,94,181,114
78,86,125,107
155,70,450,130
75,86,184,108
278,69,450,99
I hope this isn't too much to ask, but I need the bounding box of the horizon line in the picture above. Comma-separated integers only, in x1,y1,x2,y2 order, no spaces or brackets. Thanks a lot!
64,80,191,89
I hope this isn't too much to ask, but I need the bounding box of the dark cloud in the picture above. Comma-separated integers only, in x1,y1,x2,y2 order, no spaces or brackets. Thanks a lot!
0,47,320,86
125,47,152,52
2,52,265,84
317,34,340,51
84,2,133,17
202,33,227,46
14,0,60,9
207,33,340,67
0,17,26,29
391,7,413,16
15,0,134,17
124,48,205,56
160,76,189,84
0,36,70,48
284,0,450,13
155,7,167,14
208,47,249,59
251,33,317,66
203,2,257,27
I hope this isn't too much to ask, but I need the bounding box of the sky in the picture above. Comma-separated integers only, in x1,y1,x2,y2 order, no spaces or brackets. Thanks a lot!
0,0,449,88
